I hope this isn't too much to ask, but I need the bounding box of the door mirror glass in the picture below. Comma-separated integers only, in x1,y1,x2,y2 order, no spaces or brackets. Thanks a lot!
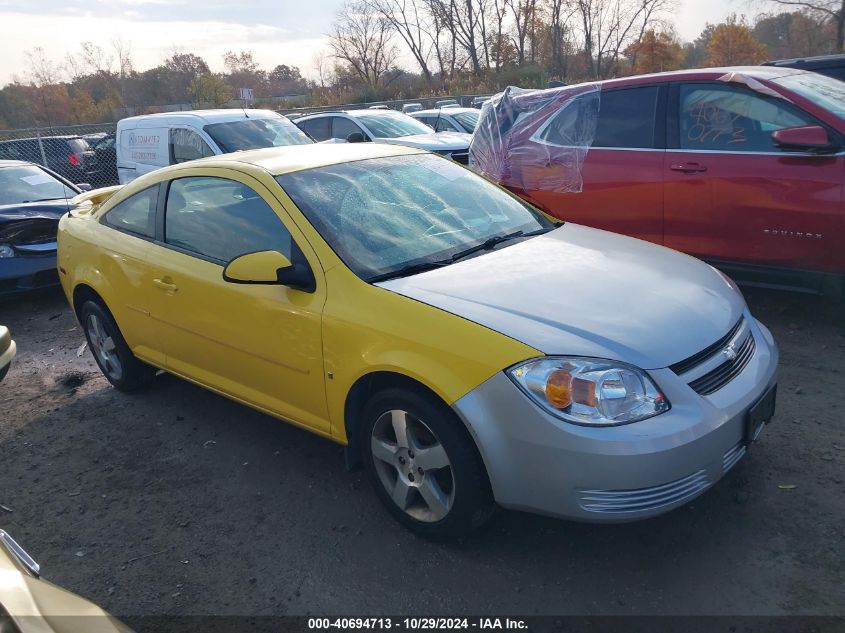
223,250,292,284
772,125,833,152
346,132,367,143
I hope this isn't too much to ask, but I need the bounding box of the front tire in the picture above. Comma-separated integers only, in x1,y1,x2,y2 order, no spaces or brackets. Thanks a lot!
362,387,495,538
80,299,156,392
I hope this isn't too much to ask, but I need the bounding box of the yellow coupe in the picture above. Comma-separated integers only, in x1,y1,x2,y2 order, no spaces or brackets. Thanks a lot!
57,143,777,537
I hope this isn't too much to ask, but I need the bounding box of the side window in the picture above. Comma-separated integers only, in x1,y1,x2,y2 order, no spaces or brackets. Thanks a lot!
169,129,215,164
103,185,158,238
298,118,330,141
331,117,363,140
164,177,292,264
416,116,435,129
679,83,813,152
532,91,602,148
435,118,459,133
592,87,660,148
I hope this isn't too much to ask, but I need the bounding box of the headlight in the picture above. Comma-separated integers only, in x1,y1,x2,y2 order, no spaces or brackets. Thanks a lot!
508,357,669,426
0,244,14,258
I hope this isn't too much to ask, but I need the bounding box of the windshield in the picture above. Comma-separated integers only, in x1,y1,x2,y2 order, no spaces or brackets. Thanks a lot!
277,154,555,281
452,110,480,132
354,113,433,138
773,72,845,120
0,165,75,205
204,117,312,152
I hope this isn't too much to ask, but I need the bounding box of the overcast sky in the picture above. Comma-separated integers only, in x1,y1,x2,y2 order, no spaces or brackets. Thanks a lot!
0,0,753,86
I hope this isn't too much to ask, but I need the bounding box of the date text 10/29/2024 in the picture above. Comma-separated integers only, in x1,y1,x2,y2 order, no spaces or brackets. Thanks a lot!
308,618,528,630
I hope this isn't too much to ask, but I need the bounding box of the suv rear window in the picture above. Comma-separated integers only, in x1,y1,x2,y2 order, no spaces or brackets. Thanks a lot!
66,138,90,153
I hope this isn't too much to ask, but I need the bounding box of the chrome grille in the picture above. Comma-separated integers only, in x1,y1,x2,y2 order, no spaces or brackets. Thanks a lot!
722,441,747,473
670,318,744,375
688,332,756,396
578,470,710,514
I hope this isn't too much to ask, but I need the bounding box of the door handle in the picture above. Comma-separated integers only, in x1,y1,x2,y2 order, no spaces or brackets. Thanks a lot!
670,162,708,173
152,278,178,293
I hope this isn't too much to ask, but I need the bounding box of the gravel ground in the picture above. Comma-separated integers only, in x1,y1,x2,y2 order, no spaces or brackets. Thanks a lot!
0,286,843,620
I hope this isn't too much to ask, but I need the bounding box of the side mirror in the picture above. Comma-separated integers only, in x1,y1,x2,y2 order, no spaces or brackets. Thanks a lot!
346,132,367,143
223,250,316,293
76,183,92,191
772,125,835,153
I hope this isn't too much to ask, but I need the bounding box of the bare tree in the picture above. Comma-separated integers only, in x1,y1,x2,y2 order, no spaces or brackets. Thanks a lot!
764,0,845,51
548,0,577,78
574,0,673,78
427,0,484,75
368,0,435,81
330,0,400,88
26,47,62,86
509,0,538,64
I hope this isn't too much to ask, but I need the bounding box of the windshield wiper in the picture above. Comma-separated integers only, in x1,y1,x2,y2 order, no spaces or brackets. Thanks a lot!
367,260,452,283
368,227,553,283
449,228,552,263
22,197,66,203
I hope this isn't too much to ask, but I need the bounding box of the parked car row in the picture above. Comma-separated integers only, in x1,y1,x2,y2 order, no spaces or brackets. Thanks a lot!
294,109,472,162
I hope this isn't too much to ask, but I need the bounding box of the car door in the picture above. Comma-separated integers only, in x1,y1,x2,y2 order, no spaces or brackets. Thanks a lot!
330,116,367,141
522,85,667,244
664,81,844,272
145,170,330,433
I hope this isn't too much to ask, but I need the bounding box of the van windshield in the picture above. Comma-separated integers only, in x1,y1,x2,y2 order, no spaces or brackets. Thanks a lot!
204,117,312,152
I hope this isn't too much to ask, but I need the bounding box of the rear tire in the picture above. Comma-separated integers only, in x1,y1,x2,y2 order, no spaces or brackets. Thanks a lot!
79,299,156,392
361,387,495,538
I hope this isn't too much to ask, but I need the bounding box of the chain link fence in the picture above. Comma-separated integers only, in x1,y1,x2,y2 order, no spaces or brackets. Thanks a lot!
0,123,118,189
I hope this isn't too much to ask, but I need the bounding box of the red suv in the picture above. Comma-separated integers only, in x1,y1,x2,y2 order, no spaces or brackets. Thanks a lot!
472,67,845,295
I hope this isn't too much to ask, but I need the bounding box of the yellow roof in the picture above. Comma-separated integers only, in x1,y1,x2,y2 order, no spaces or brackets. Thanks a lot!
191,142,425,176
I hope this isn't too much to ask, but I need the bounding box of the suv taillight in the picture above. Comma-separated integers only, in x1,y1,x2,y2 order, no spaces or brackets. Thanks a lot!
68,153,81,166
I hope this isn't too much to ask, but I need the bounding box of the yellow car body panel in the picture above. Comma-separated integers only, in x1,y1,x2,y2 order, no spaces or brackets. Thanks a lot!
58,145,541,444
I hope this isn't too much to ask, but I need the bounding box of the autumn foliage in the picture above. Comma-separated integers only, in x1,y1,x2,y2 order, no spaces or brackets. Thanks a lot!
706,15,769,67
625,30,685,74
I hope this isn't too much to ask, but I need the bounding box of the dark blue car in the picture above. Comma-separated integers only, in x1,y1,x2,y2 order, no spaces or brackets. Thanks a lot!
0,160,82,295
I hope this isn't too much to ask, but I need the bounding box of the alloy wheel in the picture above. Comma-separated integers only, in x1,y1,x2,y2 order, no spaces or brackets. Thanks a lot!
86,313,123,381
370,409,455,522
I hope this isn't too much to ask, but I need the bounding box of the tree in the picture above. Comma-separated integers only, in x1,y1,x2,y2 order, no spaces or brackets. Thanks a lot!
755,11,835,58
765,0,845,51
164,52,210,77
706,14,769,66
625,30,684,74
685,23,716,67
188,74,233,107
574,0,674,79
269,64,307,95
367,0,435,82
329,1,399,88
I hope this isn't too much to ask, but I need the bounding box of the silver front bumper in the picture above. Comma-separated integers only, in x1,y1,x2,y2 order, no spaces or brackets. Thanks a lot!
452,315,779,522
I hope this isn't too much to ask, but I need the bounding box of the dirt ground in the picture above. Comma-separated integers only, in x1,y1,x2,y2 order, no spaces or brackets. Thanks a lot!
0,286,843,619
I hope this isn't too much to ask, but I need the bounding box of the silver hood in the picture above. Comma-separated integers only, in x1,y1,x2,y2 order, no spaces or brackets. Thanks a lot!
376,224,745,369
375,131,471,151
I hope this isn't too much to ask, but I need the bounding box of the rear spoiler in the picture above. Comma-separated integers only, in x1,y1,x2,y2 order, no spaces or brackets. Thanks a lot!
69,185,123,216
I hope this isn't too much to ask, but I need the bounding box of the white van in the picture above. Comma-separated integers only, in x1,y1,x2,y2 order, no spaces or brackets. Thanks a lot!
116,109,312,184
